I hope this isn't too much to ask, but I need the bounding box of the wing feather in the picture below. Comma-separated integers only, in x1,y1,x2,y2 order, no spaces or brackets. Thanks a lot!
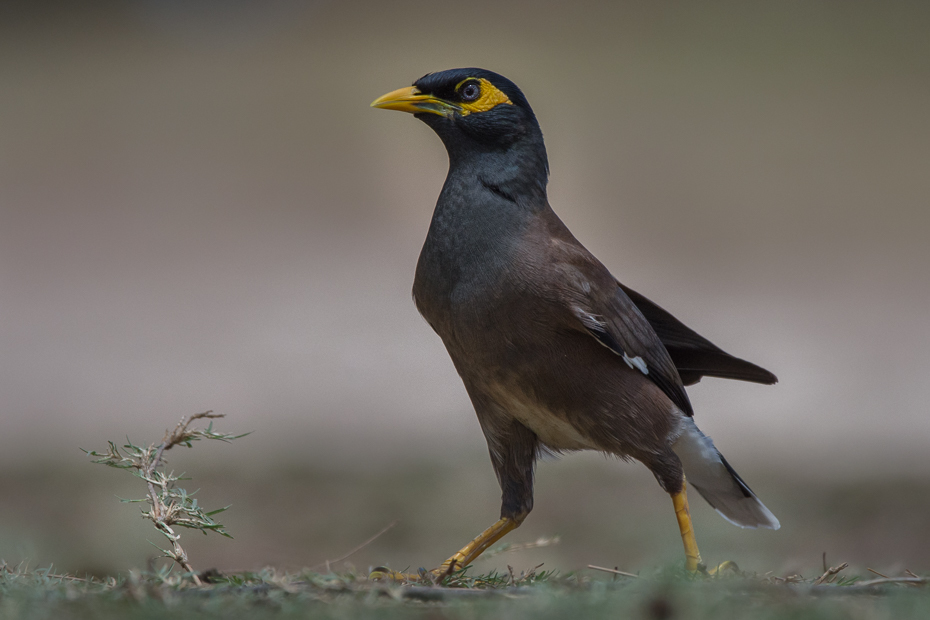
618,283,777,386
569,289,694,417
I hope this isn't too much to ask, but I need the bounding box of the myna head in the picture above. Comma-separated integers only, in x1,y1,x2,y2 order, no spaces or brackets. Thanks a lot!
372,68,549,194
372,68,539,144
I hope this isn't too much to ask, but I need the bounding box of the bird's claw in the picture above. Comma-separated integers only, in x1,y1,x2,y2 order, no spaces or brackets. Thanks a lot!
707,560,740,576
368,566,414,582
368,566,439,583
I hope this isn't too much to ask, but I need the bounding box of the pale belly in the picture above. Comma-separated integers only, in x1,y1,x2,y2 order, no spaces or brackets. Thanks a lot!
485,382,598,451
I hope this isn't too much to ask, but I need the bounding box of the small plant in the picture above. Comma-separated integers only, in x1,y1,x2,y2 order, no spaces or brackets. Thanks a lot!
84,411,247,584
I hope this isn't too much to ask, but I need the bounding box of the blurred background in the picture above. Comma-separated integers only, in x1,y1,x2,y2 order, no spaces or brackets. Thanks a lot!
1,0,929,578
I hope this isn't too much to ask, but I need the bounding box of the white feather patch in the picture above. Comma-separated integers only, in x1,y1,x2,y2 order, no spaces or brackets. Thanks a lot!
623,353,649,375
571,306,648,376
672,418,780,530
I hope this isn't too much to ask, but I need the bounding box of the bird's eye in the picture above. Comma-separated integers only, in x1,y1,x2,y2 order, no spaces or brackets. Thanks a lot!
460,82,481,102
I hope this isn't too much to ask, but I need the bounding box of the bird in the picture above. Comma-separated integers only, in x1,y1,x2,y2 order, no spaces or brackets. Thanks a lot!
370,68,779,576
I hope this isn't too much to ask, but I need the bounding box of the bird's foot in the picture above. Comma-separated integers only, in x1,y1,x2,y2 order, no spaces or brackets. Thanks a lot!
685,560,739,577
369,517,518,583
368,566,417,582
368,564,458,583
706,560,740,576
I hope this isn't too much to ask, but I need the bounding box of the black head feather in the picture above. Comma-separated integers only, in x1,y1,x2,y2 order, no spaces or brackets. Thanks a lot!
414,68,535,116
413,69,541,145
412,68,548,195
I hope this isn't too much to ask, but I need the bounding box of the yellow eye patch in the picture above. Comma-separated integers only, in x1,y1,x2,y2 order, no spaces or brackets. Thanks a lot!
454,78,513,115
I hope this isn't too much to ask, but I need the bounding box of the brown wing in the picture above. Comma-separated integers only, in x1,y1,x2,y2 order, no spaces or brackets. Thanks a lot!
564,272,694,416
542,215,694,417
618,282,777,386
566,277,694,417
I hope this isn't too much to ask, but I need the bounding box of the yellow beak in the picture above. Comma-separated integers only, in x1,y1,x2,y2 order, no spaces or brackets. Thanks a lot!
370,86,459,117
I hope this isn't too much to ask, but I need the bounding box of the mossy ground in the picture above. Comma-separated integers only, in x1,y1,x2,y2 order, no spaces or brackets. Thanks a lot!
3,564,928,620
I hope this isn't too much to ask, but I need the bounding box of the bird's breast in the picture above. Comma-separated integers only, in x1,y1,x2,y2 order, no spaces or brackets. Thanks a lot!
413,221,525,347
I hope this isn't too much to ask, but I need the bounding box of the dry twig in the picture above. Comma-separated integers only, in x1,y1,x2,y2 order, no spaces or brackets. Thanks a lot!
855,577,928,588
813,562,848,586
484,536,561,559
587,565,639,579
310,520,398,573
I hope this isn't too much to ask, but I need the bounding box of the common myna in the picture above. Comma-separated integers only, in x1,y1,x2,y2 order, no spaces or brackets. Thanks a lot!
371,68,779,575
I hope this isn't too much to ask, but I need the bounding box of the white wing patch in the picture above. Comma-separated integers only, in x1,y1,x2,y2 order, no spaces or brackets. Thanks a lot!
623,353,649,375
571,305,605,331
571,305,649,377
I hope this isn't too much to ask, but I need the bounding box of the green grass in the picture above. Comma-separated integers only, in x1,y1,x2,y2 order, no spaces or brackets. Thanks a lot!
3,563,929,620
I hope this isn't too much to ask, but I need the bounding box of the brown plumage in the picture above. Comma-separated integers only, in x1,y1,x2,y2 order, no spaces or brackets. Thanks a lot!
372,68,778,576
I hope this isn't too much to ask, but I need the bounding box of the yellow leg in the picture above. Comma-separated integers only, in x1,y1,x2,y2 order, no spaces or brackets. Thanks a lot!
436,517,520,574
369,517,520,582
671,481,703,572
